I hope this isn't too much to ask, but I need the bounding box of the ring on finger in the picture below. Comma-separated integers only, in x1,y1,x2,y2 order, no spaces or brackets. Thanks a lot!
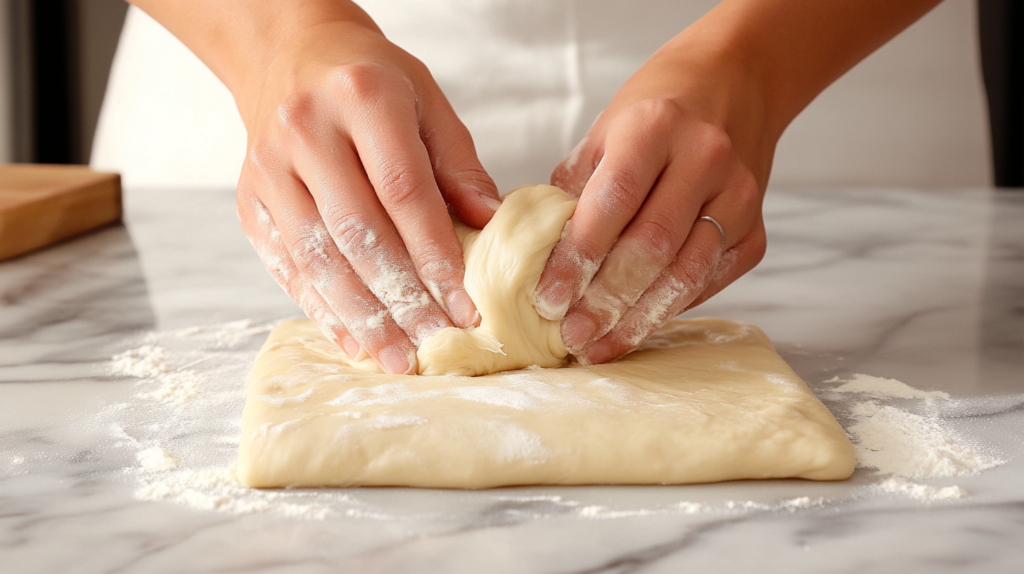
695,215,726,247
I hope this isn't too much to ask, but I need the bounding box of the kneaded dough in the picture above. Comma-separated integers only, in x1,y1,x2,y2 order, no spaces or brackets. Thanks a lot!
237,185,853,488
237,317,855,488
416,185,575,375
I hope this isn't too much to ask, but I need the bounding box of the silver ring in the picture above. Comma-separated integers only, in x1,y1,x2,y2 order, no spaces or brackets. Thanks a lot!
696,215,726,247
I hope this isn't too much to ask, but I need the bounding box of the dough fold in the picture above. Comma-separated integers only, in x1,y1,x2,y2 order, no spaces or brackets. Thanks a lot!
417,184,575,376
238,318,855,488
236,184,855,488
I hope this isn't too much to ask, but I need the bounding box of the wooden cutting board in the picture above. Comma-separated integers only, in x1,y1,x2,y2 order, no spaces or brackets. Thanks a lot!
0,164,122,261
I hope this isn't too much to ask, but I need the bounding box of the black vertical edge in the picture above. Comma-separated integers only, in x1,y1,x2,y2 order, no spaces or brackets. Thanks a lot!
979,0,1024,189
9,0,35,162
31,0,80,164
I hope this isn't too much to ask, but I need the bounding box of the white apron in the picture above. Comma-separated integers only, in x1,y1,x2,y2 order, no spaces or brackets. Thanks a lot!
91,1,989,189
90,1,719,192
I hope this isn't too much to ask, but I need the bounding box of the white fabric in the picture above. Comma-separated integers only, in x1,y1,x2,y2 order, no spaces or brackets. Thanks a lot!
91,1,990,190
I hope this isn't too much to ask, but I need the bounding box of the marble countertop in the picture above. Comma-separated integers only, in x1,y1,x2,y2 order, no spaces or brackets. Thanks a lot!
1,186,1022,573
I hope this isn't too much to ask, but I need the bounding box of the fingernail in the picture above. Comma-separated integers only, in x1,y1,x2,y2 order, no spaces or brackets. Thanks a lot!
379,345,412,375
447,289,479,328
584,340,616,365
480,194,502,213
561,313,597,352
341,335,361,359
535,282,571,321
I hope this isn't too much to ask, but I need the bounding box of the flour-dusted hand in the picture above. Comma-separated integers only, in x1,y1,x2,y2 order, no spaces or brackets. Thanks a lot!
533,37,768,366
533,0,944,364
134,0,502,373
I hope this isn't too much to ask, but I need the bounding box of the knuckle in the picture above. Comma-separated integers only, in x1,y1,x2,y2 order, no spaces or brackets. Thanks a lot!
453,167,495,194
675,247,717,291
594,168,643,215
633,214,679,258
290,236,327,272
746,225,768,267
245,139,281,177
563,233,604,274
331,62,406,103
322,209,377,255
696,125,734,169
376,162,433,207
632,97,683,126
411,241,459,282
275,93,320,141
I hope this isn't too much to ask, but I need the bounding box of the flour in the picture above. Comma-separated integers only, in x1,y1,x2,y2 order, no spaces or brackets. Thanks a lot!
829,373,950,400
824,373,1006,501
111,345,171,378
137,446,179,472
877,478,969,501
135,467,334,520
102,320,347,520
482,420,549,463
102,322,1007,519
138,370,204,405
846,401,1003,479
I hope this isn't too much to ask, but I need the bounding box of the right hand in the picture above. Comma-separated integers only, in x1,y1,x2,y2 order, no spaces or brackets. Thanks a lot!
234,17,501,374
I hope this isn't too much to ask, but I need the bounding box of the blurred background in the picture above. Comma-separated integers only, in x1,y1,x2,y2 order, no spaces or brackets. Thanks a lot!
0,0,127,165
0,0,1022,188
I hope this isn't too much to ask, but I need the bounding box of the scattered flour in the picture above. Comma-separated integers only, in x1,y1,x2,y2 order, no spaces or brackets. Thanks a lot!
825,373,1006,502
828,373,950,400
846,401,1004,479
137,446,179,472
138,370,204,405
135,467,333,520
110,345,205,406
104,326,1008,518
877,478,969,502
111,345,171,378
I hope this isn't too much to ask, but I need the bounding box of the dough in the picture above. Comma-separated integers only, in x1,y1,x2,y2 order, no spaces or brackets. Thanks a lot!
417,185,575,375
236,185,854,488
237,318,855,487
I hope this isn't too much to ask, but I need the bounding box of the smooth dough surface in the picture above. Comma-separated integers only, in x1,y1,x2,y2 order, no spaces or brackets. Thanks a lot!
238,318,854,487
237,184,854,488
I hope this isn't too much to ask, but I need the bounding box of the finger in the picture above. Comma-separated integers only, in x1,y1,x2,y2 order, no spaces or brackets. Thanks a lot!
577,219,726,365
550,130,603,198
534,101,676,322
236,177,362,360
686,217,766,309
558,148,722,354
418,83,502,229
330,63,479,328
246,162,419,375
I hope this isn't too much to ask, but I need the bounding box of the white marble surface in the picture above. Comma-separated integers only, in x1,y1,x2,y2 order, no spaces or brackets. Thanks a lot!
1,186,1023,573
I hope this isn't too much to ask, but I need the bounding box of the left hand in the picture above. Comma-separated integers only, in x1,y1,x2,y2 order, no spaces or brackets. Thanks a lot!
533,42,772,365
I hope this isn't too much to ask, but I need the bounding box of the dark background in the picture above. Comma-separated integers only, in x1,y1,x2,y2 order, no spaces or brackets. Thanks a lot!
6,0,127,165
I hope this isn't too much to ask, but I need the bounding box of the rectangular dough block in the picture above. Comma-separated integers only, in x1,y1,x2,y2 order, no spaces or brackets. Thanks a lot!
237,318,855,488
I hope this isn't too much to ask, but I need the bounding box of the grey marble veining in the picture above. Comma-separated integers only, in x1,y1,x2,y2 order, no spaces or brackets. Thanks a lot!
1,186,1023,573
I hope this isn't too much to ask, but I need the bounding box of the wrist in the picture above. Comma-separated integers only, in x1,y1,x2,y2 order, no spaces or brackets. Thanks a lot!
131,0,380,126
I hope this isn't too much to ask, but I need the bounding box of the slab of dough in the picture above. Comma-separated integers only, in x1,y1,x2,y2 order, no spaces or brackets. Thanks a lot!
237,184,854,488
238,317,854,488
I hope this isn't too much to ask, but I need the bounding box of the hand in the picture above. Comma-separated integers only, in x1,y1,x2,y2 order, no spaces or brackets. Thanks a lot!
533,43,771,365
234,18,501,374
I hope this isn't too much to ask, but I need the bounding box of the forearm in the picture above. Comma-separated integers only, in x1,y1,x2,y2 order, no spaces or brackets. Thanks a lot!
128,0,379,117
640,0,943,182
